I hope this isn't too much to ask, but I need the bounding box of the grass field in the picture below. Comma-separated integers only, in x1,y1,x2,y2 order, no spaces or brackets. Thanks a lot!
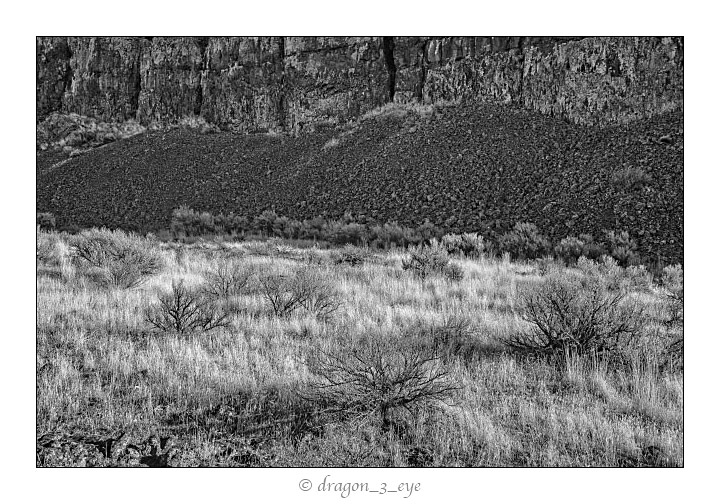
36,229,683,467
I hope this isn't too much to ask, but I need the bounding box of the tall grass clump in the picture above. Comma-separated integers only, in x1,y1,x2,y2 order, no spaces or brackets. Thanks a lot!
503,272,645,358
37,228,59,265
70,228,163,288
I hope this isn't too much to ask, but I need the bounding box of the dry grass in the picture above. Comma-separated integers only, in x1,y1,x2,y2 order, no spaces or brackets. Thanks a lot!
36,231,683,467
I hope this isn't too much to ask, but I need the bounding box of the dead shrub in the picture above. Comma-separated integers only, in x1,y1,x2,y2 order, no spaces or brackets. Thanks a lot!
306,335,459,430
503,273,645,357
145,280,232,334
202,262,256,299
258,268,341,319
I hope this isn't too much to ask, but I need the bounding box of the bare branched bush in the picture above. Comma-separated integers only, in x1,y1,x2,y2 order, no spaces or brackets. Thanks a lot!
70,228,163,288
402,240,450,280
145,280,232,333
202,262,255,299
306,336,460,430
503,273,645,357
258,268,341,319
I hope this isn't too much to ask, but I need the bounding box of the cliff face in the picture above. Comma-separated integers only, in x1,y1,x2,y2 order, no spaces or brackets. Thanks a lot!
36,36,683,131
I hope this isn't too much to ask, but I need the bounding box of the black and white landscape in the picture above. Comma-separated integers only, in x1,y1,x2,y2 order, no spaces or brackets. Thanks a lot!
36,36,683,468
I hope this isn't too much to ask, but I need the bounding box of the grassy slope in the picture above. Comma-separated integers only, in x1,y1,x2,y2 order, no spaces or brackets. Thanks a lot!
37,236,683,467
37,102,683,262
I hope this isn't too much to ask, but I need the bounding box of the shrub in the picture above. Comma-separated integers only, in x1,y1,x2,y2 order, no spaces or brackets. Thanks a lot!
624,265,654,292
443,262,465,282
202,262,255,299
70,228,163,289
498,222,550,260
258,268,341,319
374,221,416,248
306,336,459,429
274,217,302,240
254,210,279,237
145,280,231,333
604,230,639,267
416,220,444,245
37,229,58,264
576,256,625,291
327,222,368,246
412,315,477,365
37,212,56,230
331,245,371,266
578,234,606,261
554,236,585,265
662,264,683,327
171,206,218,237
503,273,645,357
401,240,450,280
441,232,484,258
300,217,326,241
536,256,563,277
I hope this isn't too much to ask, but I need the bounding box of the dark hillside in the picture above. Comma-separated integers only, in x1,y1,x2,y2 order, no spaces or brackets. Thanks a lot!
36,102,683,262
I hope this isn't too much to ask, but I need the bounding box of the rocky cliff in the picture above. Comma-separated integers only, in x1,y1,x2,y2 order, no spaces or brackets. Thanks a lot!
37,36,683,131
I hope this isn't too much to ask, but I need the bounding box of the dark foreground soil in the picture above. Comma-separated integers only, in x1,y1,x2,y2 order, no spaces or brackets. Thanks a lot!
36,102,683,262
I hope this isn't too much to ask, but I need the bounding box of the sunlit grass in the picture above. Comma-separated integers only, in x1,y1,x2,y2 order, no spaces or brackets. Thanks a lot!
36,232,683,467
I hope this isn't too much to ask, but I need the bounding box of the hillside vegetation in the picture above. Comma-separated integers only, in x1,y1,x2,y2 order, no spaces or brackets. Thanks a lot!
37,229,683,467
37,102,683,263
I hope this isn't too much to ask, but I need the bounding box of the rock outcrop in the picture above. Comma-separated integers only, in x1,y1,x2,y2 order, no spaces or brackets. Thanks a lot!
37,36,683,131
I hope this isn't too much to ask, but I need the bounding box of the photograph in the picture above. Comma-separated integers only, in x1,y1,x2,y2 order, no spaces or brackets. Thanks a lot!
35,34,684,470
